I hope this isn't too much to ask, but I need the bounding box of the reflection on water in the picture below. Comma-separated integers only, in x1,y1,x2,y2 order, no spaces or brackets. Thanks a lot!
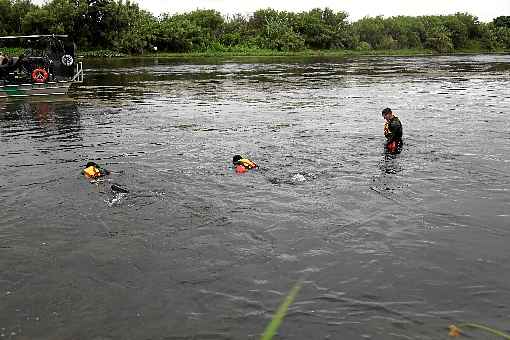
1,55,509,340
0,98,79,128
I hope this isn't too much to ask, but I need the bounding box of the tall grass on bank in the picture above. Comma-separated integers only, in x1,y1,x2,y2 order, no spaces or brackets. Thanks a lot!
1,47,507,59
0,47,25,55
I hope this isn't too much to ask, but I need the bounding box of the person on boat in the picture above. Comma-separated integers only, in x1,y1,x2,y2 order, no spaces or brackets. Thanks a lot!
233,155,258,173
382,108,403,154
82,161,110,179
0,52,23,68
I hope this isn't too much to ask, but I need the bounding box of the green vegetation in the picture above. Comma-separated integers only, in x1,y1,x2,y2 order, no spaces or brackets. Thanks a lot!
260,280,303,340
0,1,509,55
449,323,510,339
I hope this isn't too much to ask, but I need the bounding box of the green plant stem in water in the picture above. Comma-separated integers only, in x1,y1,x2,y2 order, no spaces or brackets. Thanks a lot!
458,323,510,339
260,280,303,340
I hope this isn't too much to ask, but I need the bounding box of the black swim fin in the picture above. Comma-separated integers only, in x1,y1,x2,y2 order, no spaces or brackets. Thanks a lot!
111,184,129,193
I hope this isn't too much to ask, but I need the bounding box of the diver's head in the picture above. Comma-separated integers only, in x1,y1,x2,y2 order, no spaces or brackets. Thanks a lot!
232,155,243,164
86,161,98,168
382,107,393,120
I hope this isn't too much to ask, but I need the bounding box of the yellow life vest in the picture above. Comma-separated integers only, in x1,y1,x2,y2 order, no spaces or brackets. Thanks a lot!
238,158,257,169
384,115,400,138
83,165,101,179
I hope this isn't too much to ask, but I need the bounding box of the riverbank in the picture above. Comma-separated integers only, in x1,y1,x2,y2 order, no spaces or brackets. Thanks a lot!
78,48,509,58
1,47,508,59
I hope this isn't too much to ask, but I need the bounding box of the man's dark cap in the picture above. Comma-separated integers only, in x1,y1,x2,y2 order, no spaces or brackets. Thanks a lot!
382,108,392,116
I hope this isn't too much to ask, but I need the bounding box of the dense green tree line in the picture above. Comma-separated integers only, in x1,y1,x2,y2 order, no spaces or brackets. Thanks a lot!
1,0,509,53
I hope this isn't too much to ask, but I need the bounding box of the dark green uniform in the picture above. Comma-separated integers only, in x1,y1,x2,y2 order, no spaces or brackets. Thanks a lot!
384,116,403,153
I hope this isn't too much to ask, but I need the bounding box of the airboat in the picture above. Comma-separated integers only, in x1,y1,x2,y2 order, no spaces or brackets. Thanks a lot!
0,35,83,99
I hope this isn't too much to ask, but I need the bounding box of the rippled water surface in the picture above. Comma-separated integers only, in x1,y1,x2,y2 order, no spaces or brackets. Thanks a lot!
1,55,509,339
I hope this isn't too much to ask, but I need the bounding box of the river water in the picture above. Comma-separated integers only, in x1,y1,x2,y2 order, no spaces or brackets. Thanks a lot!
1,55,509,339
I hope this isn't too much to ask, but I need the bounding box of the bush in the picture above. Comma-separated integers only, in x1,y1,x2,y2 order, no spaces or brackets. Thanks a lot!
353,16,385,49
157,15,209,52
220,14,250,47
356,41,371,51
480,24,510,50
294,8,351,49
258,19,305,51
251,10,305,51
380,35,398,49
425,27,454,53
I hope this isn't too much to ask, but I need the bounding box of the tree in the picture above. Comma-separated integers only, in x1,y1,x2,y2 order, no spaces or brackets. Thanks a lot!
157,14,206,52
116,8,158,53
383,16,425,49
220,14,251,47
156,10,226,52
187,9,224,38
425,26,454,52
353,16,386,49
0,3,500,53
493,16,510,28
294,8,351,49
248,9,304,51
22,7,53,34
259,15,304,51
0,0,12,35
480,22,510,50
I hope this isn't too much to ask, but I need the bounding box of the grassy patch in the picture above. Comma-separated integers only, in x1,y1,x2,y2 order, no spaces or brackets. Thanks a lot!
3,46,506,59
85,47,507,59
0,44,504,58
78,50,128,58
0,47,25,55
129,48,437,58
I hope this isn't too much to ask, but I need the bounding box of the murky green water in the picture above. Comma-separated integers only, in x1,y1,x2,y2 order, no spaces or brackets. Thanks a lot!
1,55,509,339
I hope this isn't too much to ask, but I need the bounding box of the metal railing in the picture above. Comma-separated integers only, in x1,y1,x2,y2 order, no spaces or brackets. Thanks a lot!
72,61,83,83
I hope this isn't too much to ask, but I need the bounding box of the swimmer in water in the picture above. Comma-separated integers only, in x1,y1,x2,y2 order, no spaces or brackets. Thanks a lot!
82,161,110,179
232,155,258,173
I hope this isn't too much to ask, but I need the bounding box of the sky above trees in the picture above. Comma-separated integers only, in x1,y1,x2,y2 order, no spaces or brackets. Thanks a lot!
28,0,508,22
47,0,508,23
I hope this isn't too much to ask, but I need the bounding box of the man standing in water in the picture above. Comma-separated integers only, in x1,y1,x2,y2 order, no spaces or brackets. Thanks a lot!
382,107,403,154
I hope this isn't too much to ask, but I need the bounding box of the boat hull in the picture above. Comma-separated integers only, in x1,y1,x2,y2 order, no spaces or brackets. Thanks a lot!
0,81,73,99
